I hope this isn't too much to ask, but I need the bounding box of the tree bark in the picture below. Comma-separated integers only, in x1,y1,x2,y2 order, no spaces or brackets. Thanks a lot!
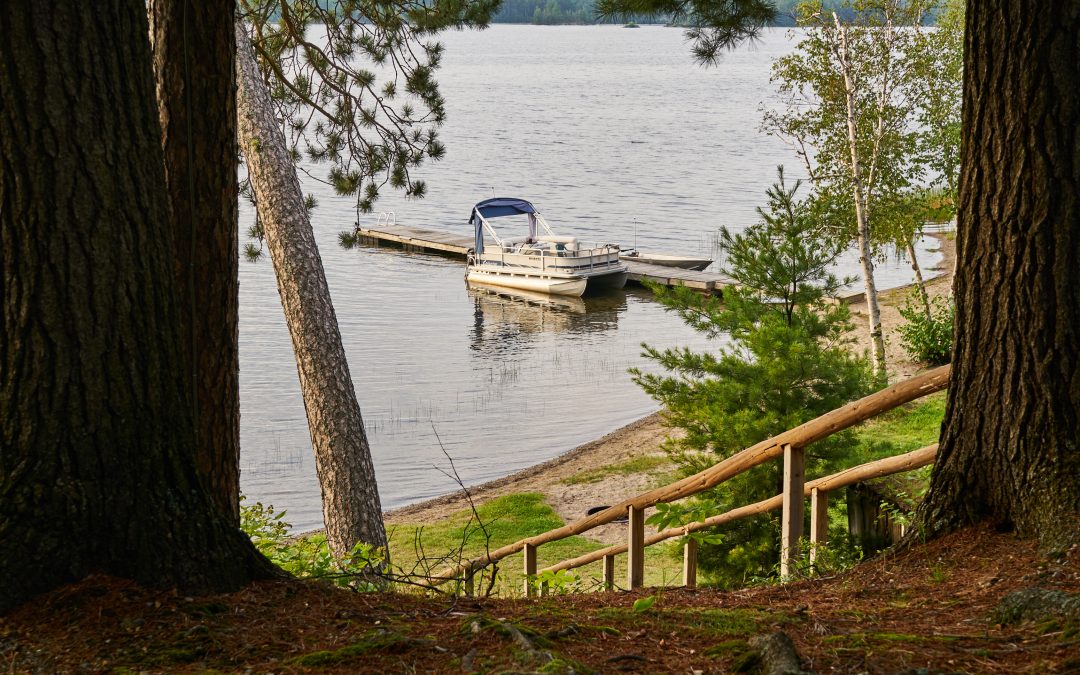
905,240,932,320
920,1,1080,546
234,20,389,558
148,0,241,523
0,1,277,614
835,15,888,378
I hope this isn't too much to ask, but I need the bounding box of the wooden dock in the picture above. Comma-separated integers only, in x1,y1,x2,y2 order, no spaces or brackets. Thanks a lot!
355,223,728,294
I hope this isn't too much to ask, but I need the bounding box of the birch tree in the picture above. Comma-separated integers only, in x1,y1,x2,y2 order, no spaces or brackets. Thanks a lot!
763,0,942,377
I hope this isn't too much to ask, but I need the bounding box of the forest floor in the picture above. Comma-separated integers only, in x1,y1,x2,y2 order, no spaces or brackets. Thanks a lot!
5,523,1080,673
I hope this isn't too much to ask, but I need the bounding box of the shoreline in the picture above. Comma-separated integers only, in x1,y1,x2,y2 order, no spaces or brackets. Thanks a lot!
382,231,956,527
384,411,668,525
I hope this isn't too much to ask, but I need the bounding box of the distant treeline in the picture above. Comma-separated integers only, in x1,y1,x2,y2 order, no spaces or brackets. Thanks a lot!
492,0,639,25
491,0,935,25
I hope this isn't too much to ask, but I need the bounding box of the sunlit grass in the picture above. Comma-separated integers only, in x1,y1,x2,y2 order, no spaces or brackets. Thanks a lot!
850,390,947,463
561,454,672,485
387,493,681,595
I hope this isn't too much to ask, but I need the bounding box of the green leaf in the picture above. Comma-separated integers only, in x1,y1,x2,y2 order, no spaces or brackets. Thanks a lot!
632,595,658,613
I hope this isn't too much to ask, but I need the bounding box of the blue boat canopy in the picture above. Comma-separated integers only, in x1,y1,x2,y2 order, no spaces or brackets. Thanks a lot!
470,198,539,255
470,197,537,221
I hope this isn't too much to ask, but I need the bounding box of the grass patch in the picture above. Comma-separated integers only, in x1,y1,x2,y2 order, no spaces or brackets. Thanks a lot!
288,631,421,667
561,455,671,485
387,494,681,595
850,390,946,462
676,608,767,635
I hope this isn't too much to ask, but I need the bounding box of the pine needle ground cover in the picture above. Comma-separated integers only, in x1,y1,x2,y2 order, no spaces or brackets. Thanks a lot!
5,524,1078,673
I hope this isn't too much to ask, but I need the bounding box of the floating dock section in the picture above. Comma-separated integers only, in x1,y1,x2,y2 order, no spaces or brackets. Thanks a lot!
355,223,728,294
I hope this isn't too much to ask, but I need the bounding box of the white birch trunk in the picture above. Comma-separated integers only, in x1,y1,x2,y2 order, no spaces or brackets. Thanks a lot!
835,15,887,378
234,20,388,558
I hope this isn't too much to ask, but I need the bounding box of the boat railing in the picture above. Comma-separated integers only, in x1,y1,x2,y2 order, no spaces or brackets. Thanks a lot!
477,245,622,273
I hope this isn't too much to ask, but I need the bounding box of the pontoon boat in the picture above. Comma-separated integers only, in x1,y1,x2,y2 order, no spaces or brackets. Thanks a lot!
466,198,628,297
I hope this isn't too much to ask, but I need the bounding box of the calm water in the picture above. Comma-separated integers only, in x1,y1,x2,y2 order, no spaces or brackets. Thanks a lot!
238,25,943,531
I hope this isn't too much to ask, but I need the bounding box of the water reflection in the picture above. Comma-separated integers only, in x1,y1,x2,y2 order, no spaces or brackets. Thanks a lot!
468,282,627,355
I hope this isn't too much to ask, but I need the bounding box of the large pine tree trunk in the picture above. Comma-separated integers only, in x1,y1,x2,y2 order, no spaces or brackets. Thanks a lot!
0,1,277,614
234,20,388,558
148,0,242,523
920,1,1080,546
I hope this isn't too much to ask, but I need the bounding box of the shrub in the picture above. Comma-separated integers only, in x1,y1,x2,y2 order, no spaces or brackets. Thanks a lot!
897,291,954,364
240,496,384,588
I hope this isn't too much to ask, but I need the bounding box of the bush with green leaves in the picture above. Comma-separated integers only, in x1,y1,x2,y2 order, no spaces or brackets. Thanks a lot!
241,496,385,589
897,291,954,364
632,168,876,588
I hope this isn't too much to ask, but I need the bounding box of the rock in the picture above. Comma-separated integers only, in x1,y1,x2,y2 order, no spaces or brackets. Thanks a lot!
747,631,811,675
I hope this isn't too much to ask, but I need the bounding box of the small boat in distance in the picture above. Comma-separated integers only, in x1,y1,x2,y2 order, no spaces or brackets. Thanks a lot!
619,249,713,271
466,198,628,297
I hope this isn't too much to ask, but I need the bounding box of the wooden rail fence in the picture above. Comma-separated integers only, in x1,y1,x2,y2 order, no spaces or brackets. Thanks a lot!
430,364,950,595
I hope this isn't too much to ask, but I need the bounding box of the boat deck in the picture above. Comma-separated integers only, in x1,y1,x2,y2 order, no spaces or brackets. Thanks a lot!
355,223,728,294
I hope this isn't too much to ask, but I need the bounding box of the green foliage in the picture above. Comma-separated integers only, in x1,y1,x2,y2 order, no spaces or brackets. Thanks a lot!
531,569,583,594
773,532,865,582
632,169,875,587
595,0,776,64
897,291,953,364
765,0,949,245
239,0,500,216
494,0,602,23
911,0,964,200
632,594,658,613
763,0,962,357
645,502,725,545
240,496,384,588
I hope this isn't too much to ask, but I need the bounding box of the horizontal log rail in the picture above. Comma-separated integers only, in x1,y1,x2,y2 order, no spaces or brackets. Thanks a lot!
539,443,938,575
429,364,950,587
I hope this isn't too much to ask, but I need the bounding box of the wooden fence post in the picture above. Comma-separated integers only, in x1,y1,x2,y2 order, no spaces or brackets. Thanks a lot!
602,554,615,591
683,537,698,589
627,505,645,589
523,543,537,598
780,443,805,578
810,487,829,569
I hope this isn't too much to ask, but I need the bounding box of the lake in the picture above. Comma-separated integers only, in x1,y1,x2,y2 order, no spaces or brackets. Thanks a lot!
237,25,943,531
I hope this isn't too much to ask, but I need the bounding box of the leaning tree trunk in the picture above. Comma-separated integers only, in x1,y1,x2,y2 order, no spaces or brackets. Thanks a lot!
920,1,1080,547
836,16,888,378
148,0,242,523
0,1,277,614
234,20,388,558
905,240,932,320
